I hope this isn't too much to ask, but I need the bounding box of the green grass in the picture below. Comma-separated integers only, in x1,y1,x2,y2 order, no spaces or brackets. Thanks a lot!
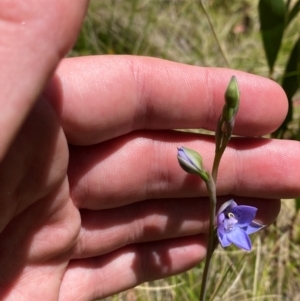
71,0,300,300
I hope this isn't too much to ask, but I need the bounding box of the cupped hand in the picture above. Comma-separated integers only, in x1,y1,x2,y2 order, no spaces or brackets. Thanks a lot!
1,2,300,301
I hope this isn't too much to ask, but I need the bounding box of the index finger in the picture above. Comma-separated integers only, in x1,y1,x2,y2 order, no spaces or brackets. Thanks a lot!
45,55,288,145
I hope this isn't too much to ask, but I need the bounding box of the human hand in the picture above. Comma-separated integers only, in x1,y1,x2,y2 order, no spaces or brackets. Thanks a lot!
2,2,300,301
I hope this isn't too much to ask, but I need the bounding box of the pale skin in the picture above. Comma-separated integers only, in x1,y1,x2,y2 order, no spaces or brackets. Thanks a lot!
1,1,300,300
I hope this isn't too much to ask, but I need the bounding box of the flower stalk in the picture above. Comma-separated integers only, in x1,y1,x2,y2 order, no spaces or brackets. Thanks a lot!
199,173,216,301
177,76,252,301
199,76,240,301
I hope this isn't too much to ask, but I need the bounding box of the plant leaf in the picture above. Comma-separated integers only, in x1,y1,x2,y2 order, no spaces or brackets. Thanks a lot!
259,0,286,74
286,0,300,28
282,37,300,99
276,36,300,137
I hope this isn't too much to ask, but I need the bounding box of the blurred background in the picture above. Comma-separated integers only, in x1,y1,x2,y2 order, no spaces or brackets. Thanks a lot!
70,1,300,300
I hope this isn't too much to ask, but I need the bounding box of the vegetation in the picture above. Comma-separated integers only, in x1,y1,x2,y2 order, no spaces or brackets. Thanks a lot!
71,0,300,300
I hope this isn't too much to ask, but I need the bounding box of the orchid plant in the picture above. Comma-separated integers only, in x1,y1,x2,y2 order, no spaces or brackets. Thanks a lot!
177,76,264,301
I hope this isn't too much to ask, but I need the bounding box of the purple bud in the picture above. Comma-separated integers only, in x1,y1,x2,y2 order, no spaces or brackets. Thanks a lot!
177,147,209,181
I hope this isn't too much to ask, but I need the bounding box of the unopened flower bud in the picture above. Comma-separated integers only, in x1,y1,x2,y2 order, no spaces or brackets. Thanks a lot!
224,76,240,121
215,76,240,152
177,147,209,181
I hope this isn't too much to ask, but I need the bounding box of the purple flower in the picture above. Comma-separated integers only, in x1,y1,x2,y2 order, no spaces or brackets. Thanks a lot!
217,200,264,251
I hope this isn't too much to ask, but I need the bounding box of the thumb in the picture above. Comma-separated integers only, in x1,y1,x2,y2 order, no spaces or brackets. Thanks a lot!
0,0,89,159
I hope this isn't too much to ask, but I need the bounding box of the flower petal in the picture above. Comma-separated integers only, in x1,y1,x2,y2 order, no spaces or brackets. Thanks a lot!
217,226,232,248
218,199,237,215
232,205,257,227
217,212,225,226
227,227,252,251
244,221,264,235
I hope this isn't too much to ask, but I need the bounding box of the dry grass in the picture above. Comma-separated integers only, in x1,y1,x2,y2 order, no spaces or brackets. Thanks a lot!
72,0,299,76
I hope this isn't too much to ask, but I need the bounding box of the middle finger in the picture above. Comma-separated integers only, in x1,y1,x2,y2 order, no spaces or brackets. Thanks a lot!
68,130,300,210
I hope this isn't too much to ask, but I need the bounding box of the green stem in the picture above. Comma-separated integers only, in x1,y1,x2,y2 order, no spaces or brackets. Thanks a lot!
212,142,227,182
199,135,228,301
199,174,216,301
